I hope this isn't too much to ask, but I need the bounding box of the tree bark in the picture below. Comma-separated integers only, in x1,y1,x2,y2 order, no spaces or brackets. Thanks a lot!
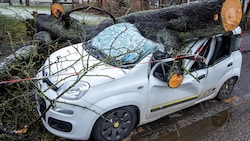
25,0,29,6
142,0,150,10
240,0,249,29
9,0,13,6
0,31,52,79
19,0,23,5
245,1,250,15
0,44,37,77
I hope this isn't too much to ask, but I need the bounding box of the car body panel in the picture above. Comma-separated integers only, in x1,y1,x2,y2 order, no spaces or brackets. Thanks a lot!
147,60,207,120
35,23,243,140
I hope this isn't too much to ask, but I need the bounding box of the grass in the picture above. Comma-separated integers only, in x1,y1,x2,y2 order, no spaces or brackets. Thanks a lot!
0,14,29,60
0,10,92,140
0,15,26,39
0,14,65,140
0,14,37,140
0,6,106,140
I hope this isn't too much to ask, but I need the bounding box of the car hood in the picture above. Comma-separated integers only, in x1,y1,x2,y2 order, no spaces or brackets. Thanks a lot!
41,43,130,87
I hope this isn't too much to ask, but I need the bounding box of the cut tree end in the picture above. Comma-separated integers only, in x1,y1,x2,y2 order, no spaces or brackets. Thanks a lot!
221,0,242,32
51,3,64,18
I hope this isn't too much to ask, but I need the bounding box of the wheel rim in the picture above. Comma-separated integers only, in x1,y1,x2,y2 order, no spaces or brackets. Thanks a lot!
219,78,235,99
101,109,133,141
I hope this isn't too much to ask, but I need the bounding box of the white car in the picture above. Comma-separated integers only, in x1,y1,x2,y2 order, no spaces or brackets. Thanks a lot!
35,22,242,141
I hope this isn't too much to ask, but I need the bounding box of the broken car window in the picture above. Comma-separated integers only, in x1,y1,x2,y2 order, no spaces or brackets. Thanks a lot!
190,39,212,71
209,35,231,65
153,61,174,82
84,23,165,67
230,34,242,51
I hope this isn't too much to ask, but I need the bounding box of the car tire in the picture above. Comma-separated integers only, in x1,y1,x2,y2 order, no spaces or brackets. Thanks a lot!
92,106,137,141
216,77,237,100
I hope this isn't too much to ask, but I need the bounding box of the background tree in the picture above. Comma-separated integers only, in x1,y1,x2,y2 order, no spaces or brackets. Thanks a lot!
96,0,103,7
240,0,250,29
9,0,13,5
245,1,250,15
245,1,250,28
25,0,29,6
142,0,150,10
117,0,127,7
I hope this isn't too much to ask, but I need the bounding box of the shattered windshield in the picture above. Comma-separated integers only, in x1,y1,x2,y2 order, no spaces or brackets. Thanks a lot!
84,23,165,67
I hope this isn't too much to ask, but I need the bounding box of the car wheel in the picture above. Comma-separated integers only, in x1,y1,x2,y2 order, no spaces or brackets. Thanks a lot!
92,107,137,141
216,77,237,100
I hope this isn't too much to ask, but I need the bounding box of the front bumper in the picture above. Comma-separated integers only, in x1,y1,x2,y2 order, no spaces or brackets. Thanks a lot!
35,94,100,140
35,96,73,132
35,80,100,140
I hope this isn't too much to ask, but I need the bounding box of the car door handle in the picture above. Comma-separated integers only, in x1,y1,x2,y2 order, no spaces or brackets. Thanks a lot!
227,62,233,67
198,74,206,80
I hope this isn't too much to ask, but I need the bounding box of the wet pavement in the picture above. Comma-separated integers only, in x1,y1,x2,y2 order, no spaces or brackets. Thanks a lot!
242,31,250,52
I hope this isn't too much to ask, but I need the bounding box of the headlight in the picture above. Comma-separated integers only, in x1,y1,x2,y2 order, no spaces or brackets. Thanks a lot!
57,81,89,100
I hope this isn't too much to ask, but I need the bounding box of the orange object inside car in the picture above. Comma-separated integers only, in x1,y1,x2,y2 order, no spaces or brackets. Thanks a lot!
168,73,183,88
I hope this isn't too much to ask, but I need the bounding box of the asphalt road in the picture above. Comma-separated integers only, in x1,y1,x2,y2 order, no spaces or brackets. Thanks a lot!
197,30,250,141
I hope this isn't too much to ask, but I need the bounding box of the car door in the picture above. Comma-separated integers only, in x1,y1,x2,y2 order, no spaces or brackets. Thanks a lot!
146,38,215,120
147,60,207,120
201,35,237,98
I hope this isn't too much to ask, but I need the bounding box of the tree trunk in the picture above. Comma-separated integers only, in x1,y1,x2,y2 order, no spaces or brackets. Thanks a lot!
0,44,37,78
36,0,241,48
142,0,150,10
119,0,241,34
0,31,52,79
240,0,249,29
25,0,29,6
33,0,242,50
245,1,250,15
9,0,13,6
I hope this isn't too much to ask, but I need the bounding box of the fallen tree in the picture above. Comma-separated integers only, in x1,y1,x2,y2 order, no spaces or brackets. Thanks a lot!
35,0,242,48
0,44,37,77
0,0,243,79
0,31,52,79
